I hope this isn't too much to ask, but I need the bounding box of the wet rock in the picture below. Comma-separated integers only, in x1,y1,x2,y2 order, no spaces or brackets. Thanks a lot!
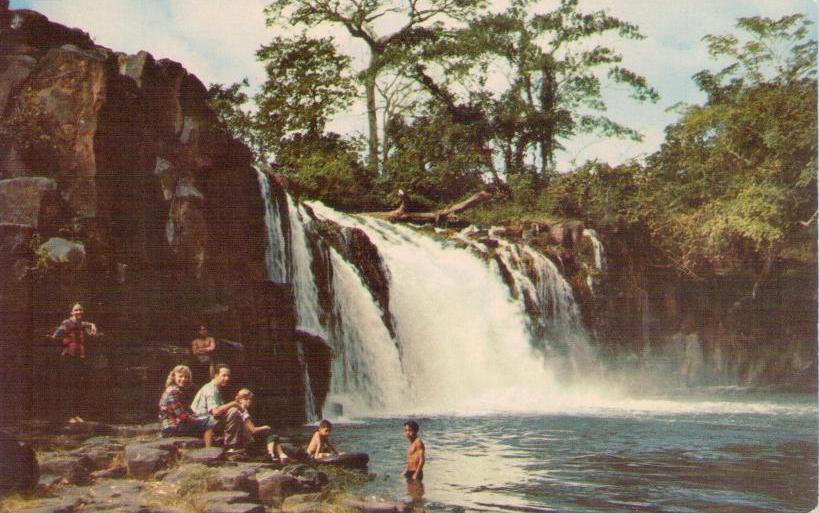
181,447,224,465
548,220,584,249
201,503,265,513
37,238,86,269
257,470,299,506
0,430,38,493
282,465,327,492
209,466,259,495
340,498,410,513
125,443,171,479
0,177,58,228
38,455,92,485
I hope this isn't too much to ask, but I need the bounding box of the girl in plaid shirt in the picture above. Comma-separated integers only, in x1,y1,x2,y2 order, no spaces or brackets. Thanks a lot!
158,365,213,437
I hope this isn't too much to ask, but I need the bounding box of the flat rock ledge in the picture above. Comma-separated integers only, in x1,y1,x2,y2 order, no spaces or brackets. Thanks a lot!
1,422,403,513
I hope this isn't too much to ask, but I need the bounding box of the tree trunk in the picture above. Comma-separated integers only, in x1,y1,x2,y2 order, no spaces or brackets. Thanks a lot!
366,191,493,224
538,60,556,177
365,57,380,175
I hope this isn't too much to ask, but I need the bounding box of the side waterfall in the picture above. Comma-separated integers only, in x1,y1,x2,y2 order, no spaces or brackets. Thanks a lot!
257,171,319,420
255,170,288,283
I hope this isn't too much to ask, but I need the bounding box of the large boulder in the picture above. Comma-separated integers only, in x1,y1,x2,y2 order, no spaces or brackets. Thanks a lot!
0,430,39,493
37,237,86,269
125,443,172,479
10,44,107,218
209,465,259,495
69,438,124,471
256,470,299,507
38,454,92,485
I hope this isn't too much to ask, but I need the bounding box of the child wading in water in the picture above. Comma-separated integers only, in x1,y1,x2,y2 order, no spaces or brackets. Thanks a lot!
307,419,338,459
402,420,425,480
402,419,425,502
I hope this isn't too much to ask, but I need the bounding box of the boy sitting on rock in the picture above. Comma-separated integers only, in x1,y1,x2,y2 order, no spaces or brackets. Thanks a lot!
307,419,338,460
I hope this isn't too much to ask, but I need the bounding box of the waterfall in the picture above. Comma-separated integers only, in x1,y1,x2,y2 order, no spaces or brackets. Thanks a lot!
308,203,601,414
256,170,319,420
494,241,598,376
296,339,319,422
583,228,606,271
258,176,614,415
287,195,325,338
325,248,408,413
256,170,288,283
583,228,606,294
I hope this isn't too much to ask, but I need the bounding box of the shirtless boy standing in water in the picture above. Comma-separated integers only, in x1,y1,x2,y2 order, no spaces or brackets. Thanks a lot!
402,420,425,503
402,420,425,480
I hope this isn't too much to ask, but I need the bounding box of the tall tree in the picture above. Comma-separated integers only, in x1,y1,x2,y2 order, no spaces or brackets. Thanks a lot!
264,0,485,174
643,14,816,281
448,0,658,183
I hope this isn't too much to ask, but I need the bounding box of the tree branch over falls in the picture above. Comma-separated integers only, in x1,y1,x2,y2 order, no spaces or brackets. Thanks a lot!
365,190,493,223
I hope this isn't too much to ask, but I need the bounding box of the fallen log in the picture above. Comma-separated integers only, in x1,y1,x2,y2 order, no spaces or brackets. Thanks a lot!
365,190,493,224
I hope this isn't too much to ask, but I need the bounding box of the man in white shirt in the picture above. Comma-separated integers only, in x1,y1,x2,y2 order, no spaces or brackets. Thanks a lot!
191,364,238,447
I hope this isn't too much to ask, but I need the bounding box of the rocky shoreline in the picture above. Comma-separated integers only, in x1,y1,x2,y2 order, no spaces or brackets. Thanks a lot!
1,423,412,513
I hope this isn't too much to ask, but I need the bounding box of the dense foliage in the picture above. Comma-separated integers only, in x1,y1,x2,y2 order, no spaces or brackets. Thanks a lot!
209,11,817,281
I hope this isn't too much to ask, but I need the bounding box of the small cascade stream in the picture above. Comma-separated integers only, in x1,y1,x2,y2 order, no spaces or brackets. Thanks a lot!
255,170,288,283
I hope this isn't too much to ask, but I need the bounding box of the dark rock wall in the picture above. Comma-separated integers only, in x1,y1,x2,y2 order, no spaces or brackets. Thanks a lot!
0,7,318,427
570,225,818,389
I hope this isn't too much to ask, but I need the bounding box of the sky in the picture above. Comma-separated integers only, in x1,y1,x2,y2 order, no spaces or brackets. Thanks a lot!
11,0,818,171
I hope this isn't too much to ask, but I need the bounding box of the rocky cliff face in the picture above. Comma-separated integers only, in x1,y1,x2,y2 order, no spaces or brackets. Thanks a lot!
476,217,817,390
0,6,319,426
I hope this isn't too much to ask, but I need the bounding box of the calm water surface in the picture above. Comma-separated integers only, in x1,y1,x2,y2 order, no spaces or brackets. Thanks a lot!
323,393,817,513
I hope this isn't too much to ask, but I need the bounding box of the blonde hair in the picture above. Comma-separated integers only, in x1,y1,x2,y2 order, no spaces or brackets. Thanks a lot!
235,388,254,401
165,365,192,388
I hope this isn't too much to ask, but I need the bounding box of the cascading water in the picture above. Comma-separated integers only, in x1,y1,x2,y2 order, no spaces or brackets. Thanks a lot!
324,248,408,413
257,171,320,420
259,176,616,416
582,228,606,294
256,170,288,283
493,242,598,377
307,202,612,414
583,228,606,271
